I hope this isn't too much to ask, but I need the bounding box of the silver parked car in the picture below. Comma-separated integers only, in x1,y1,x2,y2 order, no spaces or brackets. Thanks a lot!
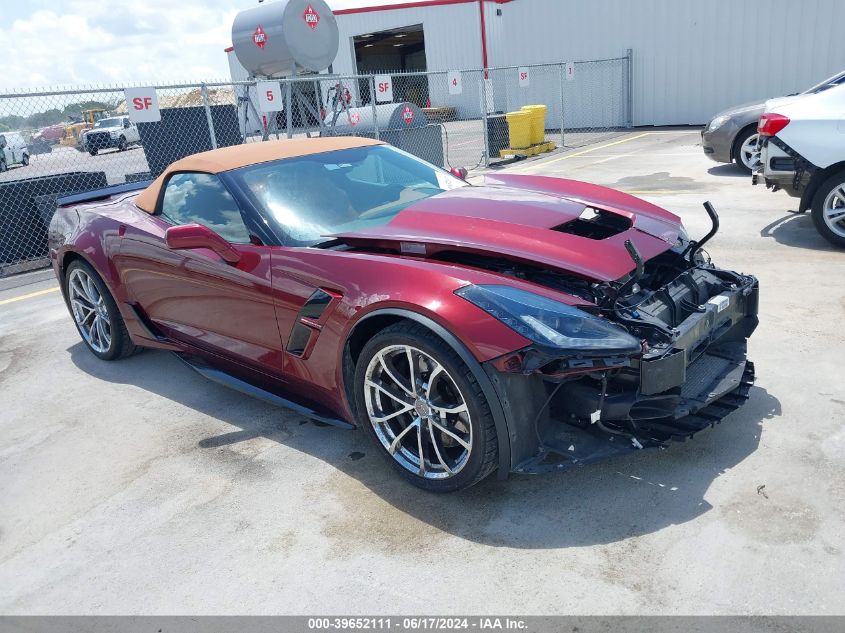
701,70,845,173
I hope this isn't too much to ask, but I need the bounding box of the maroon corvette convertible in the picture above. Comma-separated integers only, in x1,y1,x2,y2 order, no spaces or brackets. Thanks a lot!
49,137,758,491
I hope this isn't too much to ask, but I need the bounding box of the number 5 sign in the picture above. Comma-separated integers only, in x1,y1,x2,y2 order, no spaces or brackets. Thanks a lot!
124,87,160,123
448,71,462,95
257,81,283,113
518,67,530,88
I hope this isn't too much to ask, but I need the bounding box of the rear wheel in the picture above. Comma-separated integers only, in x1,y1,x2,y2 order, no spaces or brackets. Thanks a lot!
354,322,498,492
732,126,760,173
0,158,6,172
811,171,845,248
21,153,29,166
65,260,137,360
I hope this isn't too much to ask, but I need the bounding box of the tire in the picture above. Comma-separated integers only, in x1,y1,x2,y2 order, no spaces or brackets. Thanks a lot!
732,126,760,174
811,171,845,248
353,321,498,492
117,136,127,152
21,153,29,166
65,260,138,360
89,147,98,156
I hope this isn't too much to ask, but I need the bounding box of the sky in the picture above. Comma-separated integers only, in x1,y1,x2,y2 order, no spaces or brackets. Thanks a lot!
0,0,423,91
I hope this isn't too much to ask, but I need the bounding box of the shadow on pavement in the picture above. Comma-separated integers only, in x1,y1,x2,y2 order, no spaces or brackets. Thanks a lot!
759,212,835,251
70,343,780,549
707,164,751,178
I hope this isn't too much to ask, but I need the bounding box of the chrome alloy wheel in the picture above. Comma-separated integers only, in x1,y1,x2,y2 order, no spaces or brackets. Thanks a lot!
822,182,845,239
739,132,761,170
364,344,472,480
68,268,112,354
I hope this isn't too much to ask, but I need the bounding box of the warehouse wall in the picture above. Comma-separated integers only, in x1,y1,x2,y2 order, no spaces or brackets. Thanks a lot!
334,0,845,126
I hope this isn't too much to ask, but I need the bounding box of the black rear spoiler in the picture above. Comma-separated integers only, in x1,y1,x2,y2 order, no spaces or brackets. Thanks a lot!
57,179,152,207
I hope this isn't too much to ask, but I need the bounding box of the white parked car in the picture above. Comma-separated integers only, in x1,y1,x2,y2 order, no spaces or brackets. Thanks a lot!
80,116,141,156
0,132,30,171
754,83,845,247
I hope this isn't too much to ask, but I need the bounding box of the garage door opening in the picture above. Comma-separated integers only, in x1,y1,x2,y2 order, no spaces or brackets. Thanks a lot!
353,24,427,106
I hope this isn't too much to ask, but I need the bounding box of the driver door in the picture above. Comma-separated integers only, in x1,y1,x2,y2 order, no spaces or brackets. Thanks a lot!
115,171,285,373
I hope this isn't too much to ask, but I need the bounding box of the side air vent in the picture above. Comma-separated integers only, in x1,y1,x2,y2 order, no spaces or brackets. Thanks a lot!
286,288,340,357
555,207,632,240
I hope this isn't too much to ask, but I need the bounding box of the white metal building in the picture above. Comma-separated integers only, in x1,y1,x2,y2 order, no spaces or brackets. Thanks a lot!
328,0,845,126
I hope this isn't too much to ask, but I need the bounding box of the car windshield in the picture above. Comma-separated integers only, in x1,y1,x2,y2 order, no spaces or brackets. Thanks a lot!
94,118,122,128
232,144,468,246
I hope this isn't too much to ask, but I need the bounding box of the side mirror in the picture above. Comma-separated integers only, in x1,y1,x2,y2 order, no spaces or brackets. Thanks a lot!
124,120,131,128
450,166,468,180
165,224,241,264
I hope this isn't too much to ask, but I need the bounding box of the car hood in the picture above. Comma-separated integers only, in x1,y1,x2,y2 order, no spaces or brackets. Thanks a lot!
331,174,682,283
711,100,765,120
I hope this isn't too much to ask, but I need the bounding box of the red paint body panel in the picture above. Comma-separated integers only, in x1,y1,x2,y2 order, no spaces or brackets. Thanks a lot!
332,184,679,282
49,169,686,426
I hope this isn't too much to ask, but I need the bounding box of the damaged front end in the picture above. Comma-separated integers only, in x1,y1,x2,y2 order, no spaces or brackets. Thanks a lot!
457,202,759,473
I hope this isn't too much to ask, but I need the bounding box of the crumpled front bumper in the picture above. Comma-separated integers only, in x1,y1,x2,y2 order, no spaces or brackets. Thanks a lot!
484,277,760,474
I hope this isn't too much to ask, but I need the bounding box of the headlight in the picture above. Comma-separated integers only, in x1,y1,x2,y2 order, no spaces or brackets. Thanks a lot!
707,115,730,132
455,285,642,355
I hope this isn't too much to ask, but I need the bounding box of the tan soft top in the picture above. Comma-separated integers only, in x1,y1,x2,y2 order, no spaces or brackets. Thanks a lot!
135,136,384,213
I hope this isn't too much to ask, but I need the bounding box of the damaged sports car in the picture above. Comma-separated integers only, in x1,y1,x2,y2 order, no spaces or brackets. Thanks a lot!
49,137,758,492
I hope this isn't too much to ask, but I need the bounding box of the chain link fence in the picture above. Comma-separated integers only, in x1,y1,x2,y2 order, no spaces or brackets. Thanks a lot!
0,53,631,277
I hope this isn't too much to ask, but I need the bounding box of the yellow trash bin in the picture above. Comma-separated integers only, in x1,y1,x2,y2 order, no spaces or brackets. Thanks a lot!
521,104,547,145
505,111,532,149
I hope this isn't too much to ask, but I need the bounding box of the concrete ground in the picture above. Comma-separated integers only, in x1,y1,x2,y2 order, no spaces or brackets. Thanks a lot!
0,130,843,615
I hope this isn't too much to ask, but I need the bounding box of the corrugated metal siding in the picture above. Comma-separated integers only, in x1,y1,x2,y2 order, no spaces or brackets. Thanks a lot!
486,0,845,125
334,0,845,125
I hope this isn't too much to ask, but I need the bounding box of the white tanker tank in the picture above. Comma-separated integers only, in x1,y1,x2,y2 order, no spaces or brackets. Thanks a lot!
231,0,339,78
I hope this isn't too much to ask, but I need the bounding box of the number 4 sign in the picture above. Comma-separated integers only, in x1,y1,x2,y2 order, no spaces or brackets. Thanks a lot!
518,67,530,88
448,71,462,95
257,81,282,113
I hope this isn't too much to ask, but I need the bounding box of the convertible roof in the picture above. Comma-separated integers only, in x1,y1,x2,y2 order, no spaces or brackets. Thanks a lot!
135,136,384,213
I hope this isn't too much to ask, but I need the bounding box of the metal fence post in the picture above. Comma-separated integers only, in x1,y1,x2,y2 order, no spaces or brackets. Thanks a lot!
370,76,379,140
626,48,634,128
200,83,218,149
480,71,490,168
286,79,293,139
559,64,566,148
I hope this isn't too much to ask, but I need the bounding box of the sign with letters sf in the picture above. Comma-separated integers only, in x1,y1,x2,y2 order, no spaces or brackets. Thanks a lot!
124,87,160,123
375,75,393,103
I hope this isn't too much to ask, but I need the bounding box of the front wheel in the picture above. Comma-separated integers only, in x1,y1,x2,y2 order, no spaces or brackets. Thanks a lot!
0,159,6,172
65,260,137,360
88,147,98,156
354,322,498,492
21,153,29,166
811,172,845,248
117,136,127,151
733,127,760,174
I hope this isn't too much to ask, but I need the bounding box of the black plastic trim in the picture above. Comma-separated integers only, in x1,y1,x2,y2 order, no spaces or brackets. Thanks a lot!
176,354,354,429
57,180,151,207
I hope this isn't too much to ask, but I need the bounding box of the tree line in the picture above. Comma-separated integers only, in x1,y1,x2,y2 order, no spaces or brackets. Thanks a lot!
0,100,115,133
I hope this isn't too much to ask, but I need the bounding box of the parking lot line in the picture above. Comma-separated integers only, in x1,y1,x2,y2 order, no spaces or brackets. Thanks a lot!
0,286,60,306
510,132,654,172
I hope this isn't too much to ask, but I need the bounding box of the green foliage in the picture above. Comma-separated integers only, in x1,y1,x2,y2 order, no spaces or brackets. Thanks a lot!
0,100,114,131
